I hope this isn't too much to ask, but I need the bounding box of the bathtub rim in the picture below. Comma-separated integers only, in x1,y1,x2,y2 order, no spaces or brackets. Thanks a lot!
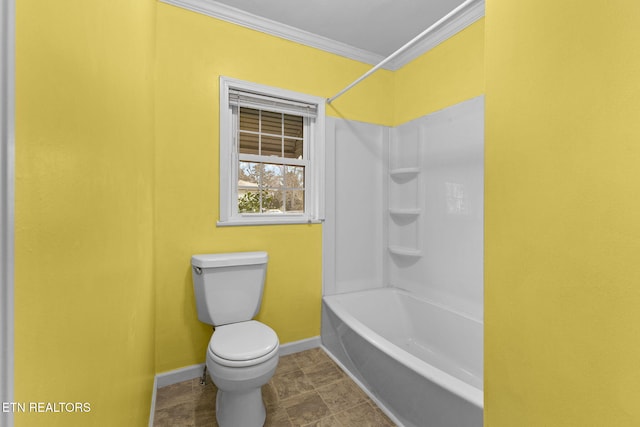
322,287,484,409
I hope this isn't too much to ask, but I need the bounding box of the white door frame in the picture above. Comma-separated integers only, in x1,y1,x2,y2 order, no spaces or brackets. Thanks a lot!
1,0,16,425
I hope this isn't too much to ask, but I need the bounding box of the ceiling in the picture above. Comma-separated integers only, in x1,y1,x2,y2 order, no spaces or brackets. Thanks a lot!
211,0,467,57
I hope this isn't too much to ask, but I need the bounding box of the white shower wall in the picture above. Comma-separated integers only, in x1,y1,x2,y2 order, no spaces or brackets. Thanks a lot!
389,96,484,320
324,118,388,296
324,96,484,320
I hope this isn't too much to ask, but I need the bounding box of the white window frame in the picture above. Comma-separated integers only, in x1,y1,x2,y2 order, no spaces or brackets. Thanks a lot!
218,76,325,226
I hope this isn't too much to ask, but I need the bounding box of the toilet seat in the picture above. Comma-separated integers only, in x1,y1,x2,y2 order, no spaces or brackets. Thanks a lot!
209,320,279,368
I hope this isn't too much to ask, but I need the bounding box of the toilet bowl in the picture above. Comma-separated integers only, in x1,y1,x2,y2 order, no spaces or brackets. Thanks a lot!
206,321,279,427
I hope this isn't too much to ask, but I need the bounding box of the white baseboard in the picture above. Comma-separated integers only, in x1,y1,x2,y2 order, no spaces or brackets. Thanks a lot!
156,362,207,388
279,336,321,356
154,335,321,389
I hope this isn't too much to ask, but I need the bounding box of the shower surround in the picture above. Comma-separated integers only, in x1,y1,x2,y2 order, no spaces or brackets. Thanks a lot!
322,96,484,427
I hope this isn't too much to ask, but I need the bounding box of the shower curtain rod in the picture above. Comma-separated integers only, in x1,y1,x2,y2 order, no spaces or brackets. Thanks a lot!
326,0,475,104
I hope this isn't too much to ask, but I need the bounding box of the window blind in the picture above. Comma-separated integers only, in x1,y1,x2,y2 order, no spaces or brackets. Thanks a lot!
229,89,318,118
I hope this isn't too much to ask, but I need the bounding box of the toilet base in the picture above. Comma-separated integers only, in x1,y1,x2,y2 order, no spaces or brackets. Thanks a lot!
206,336,279,427
216,387,265,427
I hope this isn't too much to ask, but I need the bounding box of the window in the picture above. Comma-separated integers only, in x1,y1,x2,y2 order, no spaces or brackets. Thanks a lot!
218,77,325,226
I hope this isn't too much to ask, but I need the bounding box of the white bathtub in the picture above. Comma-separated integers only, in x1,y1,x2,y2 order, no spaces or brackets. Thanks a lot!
321,288,483,427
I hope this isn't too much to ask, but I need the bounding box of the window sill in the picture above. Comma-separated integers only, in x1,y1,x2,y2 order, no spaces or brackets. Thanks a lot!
217,216,323,227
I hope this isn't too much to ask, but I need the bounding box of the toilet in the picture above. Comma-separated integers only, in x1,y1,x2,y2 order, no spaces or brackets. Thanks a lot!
191,251,279,427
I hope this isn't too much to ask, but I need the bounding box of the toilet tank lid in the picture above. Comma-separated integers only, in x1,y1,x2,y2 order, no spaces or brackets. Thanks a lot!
191,251,268,268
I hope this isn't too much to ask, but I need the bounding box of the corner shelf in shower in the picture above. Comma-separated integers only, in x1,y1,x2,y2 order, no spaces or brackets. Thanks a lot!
389,167,419,181
389,208,421,219
388,245,422,258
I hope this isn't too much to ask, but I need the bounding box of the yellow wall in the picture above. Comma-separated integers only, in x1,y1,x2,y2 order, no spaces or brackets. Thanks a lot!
154,3,393,372
15,0,156,425
485,1,640,425
18,0,640,424
14,0,486,422
394,19,485,126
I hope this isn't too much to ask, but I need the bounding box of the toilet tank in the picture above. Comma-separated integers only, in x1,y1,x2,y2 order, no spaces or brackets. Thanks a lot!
191,252,268,326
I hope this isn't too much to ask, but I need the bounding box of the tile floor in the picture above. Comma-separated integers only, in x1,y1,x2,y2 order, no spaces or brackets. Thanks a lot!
153,347,397,426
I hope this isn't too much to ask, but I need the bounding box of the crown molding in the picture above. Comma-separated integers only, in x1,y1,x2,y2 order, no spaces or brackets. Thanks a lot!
159,0,484,71
386,0,485,70
160,0,385,66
